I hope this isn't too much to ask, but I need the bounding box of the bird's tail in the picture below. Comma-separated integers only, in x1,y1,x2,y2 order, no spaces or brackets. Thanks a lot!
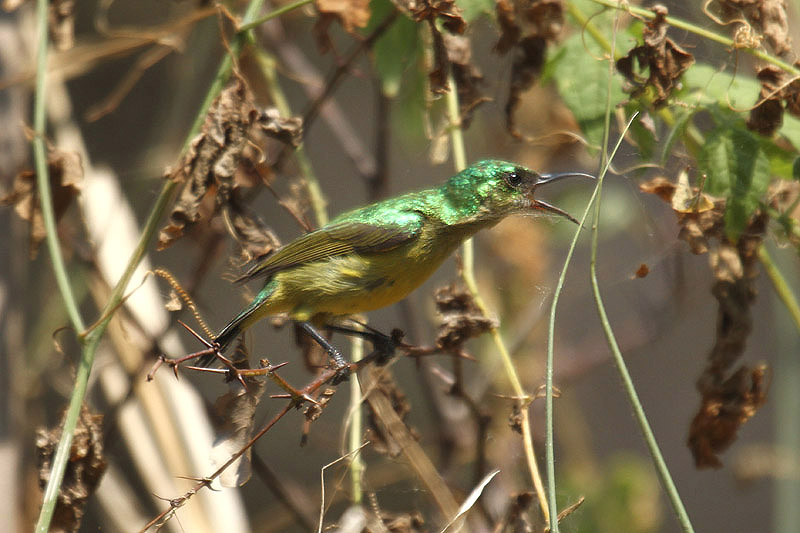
197,283,275,366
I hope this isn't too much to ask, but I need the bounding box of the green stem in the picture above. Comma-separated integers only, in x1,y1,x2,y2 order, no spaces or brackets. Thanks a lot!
759,245,800,334
34,1,267,531
445,71,550,522
586,0,800,76
588,120,695,533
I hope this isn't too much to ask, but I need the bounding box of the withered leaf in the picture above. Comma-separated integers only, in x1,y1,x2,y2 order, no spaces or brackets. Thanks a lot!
255,107,303,147
1,148,83,258
410,0,469,96
616,5,694,107
494,0,521,54
158,78,302,250
313,0,371,53
505,36,547,138
690,213,767,468
428,20,450,95
747,64,800,136
497,0,564,137
37,407,107,533
643,174,770,468
705,0,792,57
226,199,282,263
434,284,497,354
522,0,564,41
748,65,785,135
444,34,487,128
688,365,768,468
410,0,466,34
377,511,426,533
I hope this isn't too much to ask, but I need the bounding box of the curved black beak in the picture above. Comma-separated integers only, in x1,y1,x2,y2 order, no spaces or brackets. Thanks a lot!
532,171,596,225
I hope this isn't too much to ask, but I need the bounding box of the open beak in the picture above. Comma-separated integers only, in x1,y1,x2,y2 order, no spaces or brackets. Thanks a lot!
530,171,595,225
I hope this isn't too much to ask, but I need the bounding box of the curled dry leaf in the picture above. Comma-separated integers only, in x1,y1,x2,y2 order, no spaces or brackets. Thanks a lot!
747,65,800,136
494,0,564,137
37,407,107,533
642,174,770,468
158,78,301,250
313,0,371,53
495,492,534,533
444,34,487,128
689,365,769,468
505,36,547,138
704,0,792,57
616,5,694,107
522,0,564,41
494,0,520,54
376,511,425,533
1,147,83,258
226,197,282,262
433,284,497,354
402,0,471,98
408,0,466,34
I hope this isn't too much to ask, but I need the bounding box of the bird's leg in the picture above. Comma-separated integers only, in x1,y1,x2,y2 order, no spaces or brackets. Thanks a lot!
297,321,350,383
325,322,403,365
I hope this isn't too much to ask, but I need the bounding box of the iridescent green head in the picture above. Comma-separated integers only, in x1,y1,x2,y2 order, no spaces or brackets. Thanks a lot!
442,159,593,224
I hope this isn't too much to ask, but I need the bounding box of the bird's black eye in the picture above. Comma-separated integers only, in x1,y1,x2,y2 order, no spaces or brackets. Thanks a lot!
502,168,535,189
503,171,523,188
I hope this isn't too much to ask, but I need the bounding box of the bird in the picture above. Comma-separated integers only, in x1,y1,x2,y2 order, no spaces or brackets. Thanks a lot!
199,159,592,369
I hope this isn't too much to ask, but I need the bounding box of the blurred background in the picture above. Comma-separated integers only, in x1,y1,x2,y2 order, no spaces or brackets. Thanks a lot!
1,0,799,531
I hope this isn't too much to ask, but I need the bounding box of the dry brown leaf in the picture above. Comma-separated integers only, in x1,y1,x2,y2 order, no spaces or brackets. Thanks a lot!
522,0,564,41
494,0,564,137
642,174,770,467
705,0,792,57
1,148,83,258
689,365,769,468
313,0,371,53
747,65,800,135
37,407,107,533
494,0,520,54
409,0,466,34
433,284,497,354
227,201,282,263
373,512,425,533
505,35,547,138
616,5,694,107
158,78,301,250
407,0,469,96
444,34,487,127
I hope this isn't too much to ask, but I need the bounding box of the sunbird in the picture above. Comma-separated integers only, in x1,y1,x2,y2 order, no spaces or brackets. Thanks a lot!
200,159,591,368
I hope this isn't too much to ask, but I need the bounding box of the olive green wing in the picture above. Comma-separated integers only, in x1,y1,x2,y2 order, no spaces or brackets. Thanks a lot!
234,218,422,283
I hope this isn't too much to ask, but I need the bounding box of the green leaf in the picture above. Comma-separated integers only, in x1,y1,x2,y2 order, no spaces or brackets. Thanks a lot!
543,33,626,149
369,0,421,98
682,64,800,154
699,113,771,240
681,63,761,108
